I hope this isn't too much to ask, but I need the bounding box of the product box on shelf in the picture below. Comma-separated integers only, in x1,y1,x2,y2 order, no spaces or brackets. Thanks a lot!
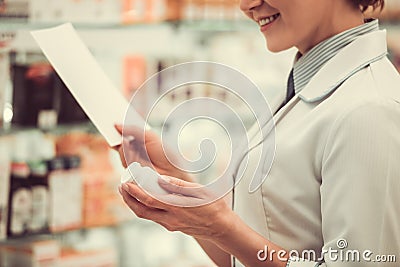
165,0,183,21
0,239,60,267
61,156,83,231
0,239,118,267
47,156,84,233
181,0,244,21
0,0,29,22
122,0,168,24
10,59,89,128
123,54,147,100
58,248,118,267
30,0,121,24
55,131,131,228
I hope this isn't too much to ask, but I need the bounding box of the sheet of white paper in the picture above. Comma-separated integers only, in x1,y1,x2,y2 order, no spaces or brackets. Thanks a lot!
31,23,146,147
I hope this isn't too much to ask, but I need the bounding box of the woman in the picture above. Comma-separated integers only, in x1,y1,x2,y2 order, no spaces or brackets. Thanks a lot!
116,0,400,266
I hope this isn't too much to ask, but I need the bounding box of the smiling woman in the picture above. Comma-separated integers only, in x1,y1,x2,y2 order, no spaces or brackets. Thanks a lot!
116,0,400,267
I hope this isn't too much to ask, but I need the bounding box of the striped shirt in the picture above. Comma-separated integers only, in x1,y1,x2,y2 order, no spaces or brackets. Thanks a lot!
293,19,379,94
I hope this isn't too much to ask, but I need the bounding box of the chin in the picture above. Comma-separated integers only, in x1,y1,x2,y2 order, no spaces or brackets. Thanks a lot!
265,38,293,53
266,42,292,53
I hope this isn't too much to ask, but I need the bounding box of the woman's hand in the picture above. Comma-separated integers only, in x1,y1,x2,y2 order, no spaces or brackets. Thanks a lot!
119,172,288,267
114,125,192,182
118,176,236,241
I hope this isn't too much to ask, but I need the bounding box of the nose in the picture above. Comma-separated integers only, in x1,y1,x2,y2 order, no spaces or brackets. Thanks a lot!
239,0,263,13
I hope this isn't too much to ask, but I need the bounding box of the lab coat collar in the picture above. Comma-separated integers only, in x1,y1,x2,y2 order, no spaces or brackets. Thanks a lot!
299,30,388,103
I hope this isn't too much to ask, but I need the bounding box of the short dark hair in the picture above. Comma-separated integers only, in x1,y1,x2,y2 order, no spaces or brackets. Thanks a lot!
351,0,385,12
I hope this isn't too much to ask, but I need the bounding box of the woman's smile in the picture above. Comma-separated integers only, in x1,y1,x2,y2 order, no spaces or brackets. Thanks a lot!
257,13,280,32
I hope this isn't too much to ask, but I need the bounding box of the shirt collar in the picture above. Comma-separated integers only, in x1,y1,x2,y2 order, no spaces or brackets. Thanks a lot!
292,19,379,95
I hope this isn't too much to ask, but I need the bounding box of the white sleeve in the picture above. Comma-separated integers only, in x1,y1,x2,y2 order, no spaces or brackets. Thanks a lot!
321,101,400,266
286,257,322,267
290,100,400,267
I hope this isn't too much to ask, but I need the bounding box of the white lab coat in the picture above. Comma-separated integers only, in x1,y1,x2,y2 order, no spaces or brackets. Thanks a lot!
233,30,400,266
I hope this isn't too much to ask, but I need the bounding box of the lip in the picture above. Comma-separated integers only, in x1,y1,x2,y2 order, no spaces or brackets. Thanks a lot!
257,13,280,32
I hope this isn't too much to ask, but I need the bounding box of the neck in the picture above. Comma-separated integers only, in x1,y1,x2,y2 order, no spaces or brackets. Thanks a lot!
297,5,364,54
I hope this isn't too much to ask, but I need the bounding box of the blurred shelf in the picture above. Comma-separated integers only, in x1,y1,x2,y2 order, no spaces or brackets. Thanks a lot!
0,19,262,33
0,122,97,135
0,20,173,31
1,19,400,36
0,220,137,245
178,19,256,32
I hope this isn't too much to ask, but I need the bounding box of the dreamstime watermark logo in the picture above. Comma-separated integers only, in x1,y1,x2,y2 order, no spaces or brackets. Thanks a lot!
257,238,397,263
122,62,276,207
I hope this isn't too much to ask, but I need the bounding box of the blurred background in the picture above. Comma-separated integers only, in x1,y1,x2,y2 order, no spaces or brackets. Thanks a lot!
0,0,400,266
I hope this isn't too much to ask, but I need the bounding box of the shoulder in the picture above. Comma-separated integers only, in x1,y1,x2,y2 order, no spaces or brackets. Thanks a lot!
322,96,400,159
321,56,400,124
320,58,400,152
343,57,400,102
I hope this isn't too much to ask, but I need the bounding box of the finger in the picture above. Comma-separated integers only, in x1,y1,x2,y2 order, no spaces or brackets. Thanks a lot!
111,144,121,151
158,176,208,199
156,192,211,207
119,125,160,146
122,182,167,210
114,124,123,134
118,143,129,167
161,176,200,188
123,180,207,207
121,125,145,138
122,137,152,166
120,187,167,222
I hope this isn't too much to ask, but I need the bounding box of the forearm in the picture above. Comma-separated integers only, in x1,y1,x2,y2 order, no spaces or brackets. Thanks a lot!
196,238,231,267
213,212,288,267
194,193,233,267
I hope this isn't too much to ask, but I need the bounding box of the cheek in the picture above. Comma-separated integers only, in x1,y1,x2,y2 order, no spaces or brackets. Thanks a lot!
269,11,318,51
262,17,298,52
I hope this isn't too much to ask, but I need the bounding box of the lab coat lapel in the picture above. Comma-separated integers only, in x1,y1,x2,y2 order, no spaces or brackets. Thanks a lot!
271,30,388,127
272,94,301,126
299,30,388,103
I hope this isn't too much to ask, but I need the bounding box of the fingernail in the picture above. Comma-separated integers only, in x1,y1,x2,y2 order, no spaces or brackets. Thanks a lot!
126,135,135,143
159,176,170,184
122,183,130,191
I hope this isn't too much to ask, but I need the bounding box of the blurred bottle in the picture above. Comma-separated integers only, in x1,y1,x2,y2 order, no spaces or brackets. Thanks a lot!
46,157,65,232
7,133,32,238
0,46,13,129
166,0,183,21
28,134,55,234
0,135,11,240
28,158,50,234
62,155,83,230
10,56,88,128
